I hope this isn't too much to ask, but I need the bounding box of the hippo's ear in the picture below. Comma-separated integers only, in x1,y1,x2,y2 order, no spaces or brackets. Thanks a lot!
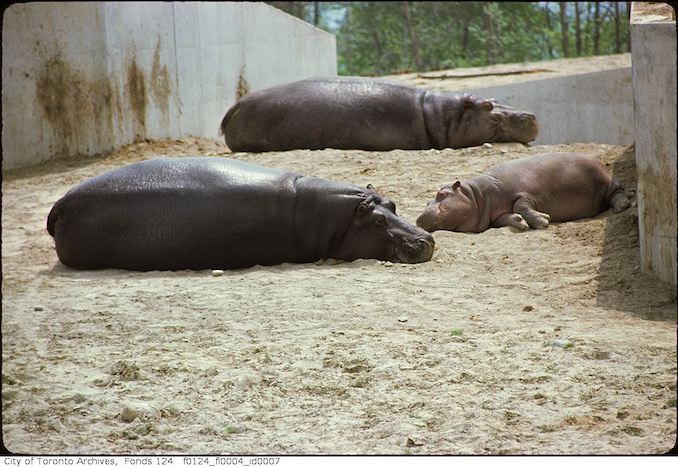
452,181,461,191
481,101,493,111
357,199,375,214
366,183,374,190
463,96,475,109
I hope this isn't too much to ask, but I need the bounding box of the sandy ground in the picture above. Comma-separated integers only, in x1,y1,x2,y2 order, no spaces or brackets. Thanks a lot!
2,135,676,455
381,53,631,93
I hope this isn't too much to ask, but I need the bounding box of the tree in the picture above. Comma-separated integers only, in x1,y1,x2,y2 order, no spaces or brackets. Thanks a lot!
593,1,601,55
574,2,582,56
402,2,422,71
266,2,632,76
559,2,570,57
614,1,622,53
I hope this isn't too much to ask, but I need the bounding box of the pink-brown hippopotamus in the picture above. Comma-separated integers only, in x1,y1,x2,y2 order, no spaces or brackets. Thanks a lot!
416,152,631,233
220,77,538,152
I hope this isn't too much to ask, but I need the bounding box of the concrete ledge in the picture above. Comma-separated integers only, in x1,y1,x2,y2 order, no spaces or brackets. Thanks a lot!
630,2,677,285
471,68,633,145
383,55,634,146
1,2,337,171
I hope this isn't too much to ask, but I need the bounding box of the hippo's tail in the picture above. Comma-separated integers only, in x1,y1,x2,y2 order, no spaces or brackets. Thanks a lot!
219,102,240,138
46,201,62,237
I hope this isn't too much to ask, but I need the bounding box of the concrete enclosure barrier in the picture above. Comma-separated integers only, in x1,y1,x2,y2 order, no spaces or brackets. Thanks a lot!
630,2,677,286
384,55,634,146
472,68,633,146
1,2,337,171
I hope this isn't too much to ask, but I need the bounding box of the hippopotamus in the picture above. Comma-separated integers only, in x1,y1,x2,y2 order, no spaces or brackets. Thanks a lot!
47,157,434,271
220,77,538,152
416,152,631,233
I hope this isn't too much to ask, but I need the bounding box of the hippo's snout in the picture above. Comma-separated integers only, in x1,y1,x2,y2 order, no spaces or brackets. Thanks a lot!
396,234,435,264
513,112,539,142
416,208,439,233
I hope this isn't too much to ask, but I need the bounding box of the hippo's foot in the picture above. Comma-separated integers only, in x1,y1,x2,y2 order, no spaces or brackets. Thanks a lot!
513,198,550,229
525,210,551,229
609,191,631,213
493,213,529,231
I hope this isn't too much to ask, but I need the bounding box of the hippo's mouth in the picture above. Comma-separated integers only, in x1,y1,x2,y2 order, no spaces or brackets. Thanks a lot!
394,236,435,263
415,209,440,233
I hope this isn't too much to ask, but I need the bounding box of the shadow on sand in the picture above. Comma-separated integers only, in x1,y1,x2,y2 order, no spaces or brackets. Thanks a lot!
595,145,677,322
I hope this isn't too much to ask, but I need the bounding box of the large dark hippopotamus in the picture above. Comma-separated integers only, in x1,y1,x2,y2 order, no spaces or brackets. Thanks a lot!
220,77,538,152
416,152,631,233
47,157,434,271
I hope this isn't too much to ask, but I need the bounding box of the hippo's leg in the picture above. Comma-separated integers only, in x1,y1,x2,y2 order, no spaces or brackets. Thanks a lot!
513,198,551,229
606,177,631,213
493,213,529,231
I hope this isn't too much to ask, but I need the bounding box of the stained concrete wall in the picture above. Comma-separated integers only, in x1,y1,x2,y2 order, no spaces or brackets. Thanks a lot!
1,2,337,171
630,2,677,286
468,68,634,146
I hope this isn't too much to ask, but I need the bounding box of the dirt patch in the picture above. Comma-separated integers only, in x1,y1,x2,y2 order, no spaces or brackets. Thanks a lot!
36,55,116,158
127,55,147,136
1,138,676,454
236,68,250,100
150,39,171,115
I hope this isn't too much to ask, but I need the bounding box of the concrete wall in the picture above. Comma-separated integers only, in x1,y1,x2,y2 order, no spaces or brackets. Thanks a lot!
469,68,634,146
630,2,677,286
1,2,337,171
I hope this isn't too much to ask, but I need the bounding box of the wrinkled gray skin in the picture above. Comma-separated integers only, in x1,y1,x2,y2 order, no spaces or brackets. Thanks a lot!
416,152,631,233
221,77,538,152
47,157,434,271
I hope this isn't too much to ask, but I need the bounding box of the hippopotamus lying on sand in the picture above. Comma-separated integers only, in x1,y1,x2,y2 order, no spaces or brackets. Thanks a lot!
221,77,538,152
47,157,434,271
416,152,631,233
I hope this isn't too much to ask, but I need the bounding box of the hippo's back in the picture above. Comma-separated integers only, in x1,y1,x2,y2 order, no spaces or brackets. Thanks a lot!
487,152,615,222
48,157,302,270
222,77,430,152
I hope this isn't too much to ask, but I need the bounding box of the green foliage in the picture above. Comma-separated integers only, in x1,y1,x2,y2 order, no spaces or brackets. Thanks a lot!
266,1,631,76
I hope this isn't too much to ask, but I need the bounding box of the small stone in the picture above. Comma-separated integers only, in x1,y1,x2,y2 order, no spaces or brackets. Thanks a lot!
500,149,508,154
398,317,408,322
34,306,44,311
121,407,141,423
483,143,493,148
383,261,394,267
552,339,572,348
212,270,224,277
522,305,534,312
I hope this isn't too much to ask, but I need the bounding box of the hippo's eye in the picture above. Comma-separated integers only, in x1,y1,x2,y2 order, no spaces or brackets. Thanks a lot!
373,214,388,227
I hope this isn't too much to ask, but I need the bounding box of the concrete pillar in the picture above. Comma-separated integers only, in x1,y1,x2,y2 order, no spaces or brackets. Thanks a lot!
630,2,677,286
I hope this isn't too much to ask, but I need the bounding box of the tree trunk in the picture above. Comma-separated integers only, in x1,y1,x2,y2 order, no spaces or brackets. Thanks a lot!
366,2,385,74
575,2,582,56
484,4,497,64
313,2,320,26
344,2,351,73
402,2,422,72
462,23,470,56
543,2,555,58
614,1,622,53
593,1,601,55
559,2,569,57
